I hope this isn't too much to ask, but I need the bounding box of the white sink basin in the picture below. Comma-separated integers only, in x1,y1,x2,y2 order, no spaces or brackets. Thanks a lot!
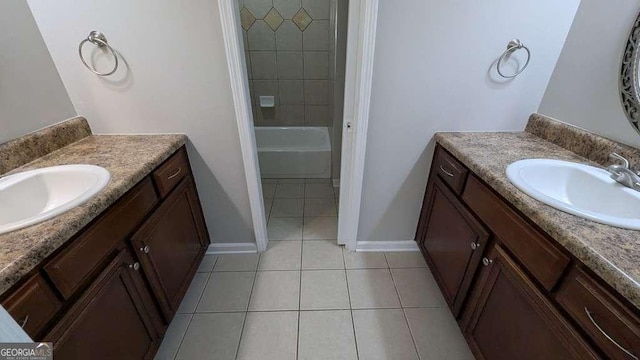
506,159,640,230
0,165,110,235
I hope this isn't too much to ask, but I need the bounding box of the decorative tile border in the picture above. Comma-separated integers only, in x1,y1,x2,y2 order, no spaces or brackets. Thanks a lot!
526,113,640,169
0,117,92,175
241,5,314,32
292,8,312,31
264,8,284,30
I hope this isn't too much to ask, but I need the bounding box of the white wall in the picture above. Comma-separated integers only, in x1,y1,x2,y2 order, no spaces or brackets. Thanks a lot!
539,0,640,148
357,0,581,242
27,0,255,244
0,1,75,144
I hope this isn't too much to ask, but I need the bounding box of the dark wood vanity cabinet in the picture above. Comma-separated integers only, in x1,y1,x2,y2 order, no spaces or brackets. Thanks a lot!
556,266,640,360
2,274,63,339
132,176,208,321
45,249,161,360
0,146,210,360
416,145,640,359
417,175,488,316
464,244,597,359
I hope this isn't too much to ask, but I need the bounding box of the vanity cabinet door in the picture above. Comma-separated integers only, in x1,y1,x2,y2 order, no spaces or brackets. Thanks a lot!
45,249,161,360
417,176,489,316
464,244,598,360
131,176,209,321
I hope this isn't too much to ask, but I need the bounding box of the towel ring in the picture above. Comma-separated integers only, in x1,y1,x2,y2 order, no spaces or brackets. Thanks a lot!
78,31,118,76
497,39,530,78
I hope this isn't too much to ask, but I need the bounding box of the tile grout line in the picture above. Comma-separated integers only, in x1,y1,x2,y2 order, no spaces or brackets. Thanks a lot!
171,313,195,360
171,254,220,359
302,180,307,241
296,179,306,358
388,264,423,360
186,305,445,315
296,211,304,360
233,267,258,360
190,267,216,314
342,247,360,360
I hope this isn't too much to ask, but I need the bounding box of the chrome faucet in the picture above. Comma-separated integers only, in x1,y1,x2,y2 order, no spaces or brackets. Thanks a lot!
607,153,640,191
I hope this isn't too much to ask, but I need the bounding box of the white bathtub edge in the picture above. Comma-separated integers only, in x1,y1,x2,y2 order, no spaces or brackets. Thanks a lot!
207,242,258,254
355,240,420,252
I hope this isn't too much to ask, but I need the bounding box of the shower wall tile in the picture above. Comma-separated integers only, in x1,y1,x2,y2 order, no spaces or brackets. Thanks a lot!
279,80,305,104
304,80,330,105
292,8,313,31
250,51,278,79
274,0,302,19
303,20,330,51
253,80,280,105
279,105,305,125
248,21,275,50
245,51,252,79
304,51,329,79
244,0,271,18
277,52,303,79
302,0,330,19
248,81,255,104
305,105,330,126
276,21,302,51
242,30,249,50
254,106,280,126
240,1,336,127
264,8,285,31
240,8,256,30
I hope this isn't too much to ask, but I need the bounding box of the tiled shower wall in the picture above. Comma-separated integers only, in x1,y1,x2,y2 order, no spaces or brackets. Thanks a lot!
239,0,334,126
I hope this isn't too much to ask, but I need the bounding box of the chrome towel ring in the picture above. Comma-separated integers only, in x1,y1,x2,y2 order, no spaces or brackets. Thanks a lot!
78,30,118,76
497,39,530,78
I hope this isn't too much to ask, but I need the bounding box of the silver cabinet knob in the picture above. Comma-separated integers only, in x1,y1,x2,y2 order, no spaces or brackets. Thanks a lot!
141,245,150,254
482,258,493,266
129,262,141,271
471,242,479,250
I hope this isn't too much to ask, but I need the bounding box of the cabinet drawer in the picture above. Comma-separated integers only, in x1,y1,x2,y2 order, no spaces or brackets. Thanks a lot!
2,274,62,338
556,267,640,360
462,175,569,291
433,146,468,195
45,178,158,299
153,147,189,198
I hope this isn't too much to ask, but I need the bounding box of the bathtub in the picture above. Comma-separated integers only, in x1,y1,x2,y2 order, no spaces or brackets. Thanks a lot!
255,127,331,178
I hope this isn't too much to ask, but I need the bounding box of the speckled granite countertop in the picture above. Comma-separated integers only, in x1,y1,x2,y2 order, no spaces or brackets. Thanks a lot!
0,133,186,295
435,129,640,310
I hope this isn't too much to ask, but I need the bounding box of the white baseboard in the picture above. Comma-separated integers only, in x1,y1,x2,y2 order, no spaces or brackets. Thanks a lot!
355,240,420,252
332,178,340,188
207,242,258,255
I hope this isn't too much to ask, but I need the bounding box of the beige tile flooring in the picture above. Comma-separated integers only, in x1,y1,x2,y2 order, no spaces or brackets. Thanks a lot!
155,178,473,360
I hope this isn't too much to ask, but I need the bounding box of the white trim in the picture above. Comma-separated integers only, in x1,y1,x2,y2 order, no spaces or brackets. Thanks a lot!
217,0,268,252
332,178,340,188
338,0,379,250
356,241,420,252
207,242,258,255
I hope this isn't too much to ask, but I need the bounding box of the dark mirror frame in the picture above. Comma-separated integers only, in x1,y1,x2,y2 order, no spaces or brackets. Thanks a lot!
620,12,640,134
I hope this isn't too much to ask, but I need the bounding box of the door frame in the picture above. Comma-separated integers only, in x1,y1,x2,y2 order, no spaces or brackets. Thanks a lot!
337,0,378,251
217,0,379,252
